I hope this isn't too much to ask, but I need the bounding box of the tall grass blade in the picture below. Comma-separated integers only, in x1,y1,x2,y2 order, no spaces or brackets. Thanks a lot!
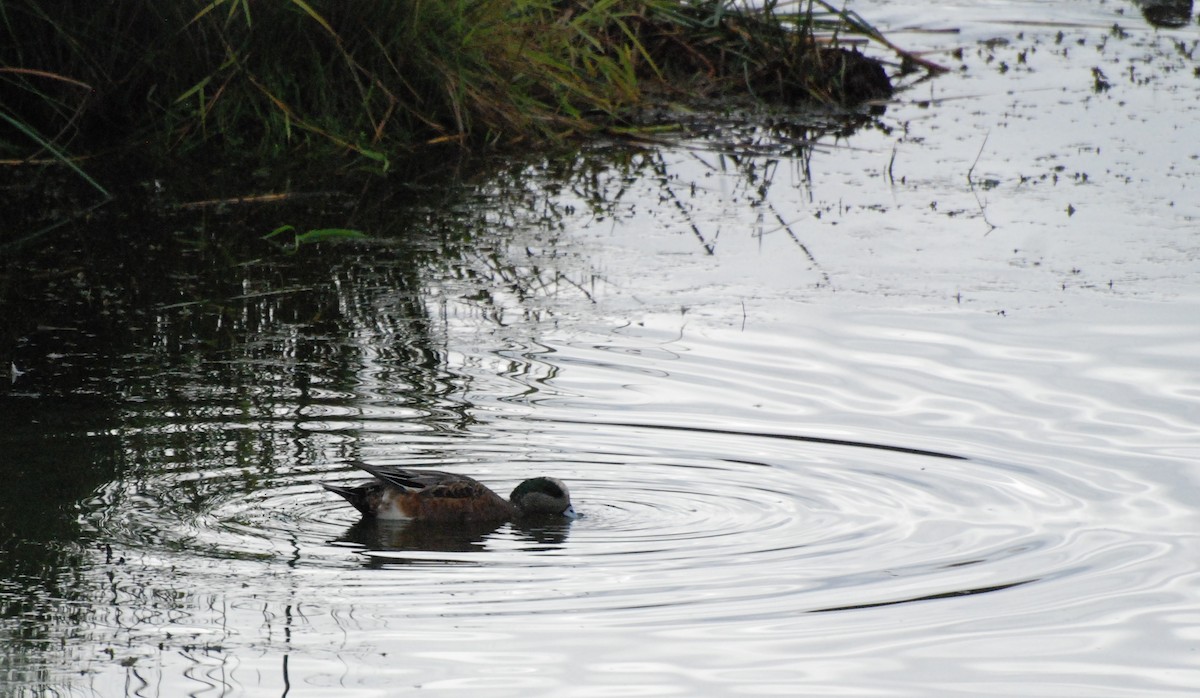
0,110,111,200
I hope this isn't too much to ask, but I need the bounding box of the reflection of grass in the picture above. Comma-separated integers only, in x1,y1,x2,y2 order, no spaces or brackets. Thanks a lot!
0,0,933,169
441,130,854,318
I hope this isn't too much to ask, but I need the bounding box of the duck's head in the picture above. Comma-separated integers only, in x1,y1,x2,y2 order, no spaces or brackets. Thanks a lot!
510,477,576,519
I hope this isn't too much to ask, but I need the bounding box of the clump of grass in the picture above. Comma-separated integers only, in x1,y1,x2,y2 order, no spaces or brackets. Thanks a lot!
0,0,936,169
635,0,935,105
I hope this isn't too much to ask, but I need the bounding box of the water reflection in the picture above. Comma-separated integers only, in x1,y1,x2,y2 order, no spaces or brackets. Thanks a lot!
338,518,502,556
334,517,571,559
3,8,1200,694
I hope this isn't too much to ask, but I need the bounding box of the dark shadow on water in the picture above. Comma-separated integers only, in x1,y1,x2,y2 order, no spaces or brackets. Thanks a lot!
810,579,1037,613
0,403,123,690
337,517,572,566
339,518,505,554
560,418,969,461
0,114,879,685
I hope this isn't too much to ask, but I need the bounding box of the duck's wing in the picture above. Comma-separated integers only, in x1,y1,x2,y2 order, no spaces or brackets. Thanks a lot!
350,462,489,499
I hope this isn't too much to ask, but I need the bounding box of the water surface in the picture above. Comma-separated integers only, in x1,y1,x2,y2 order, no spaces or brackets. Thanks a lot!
2,0,1199,695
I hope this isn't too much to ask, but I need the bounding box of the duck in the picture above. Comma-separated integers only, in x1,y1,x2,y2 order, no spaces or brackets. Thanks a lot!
322,461,576,523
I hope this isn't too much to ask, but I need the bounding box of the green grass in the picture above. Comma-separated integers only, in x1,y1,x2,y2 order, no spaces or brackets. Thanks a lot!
0,0,932,171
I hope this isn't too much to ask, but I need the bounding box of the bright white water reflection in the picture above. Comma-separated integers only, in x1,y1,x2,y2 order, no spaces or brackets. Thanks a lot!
71,306,1200,696
8,1,1200,696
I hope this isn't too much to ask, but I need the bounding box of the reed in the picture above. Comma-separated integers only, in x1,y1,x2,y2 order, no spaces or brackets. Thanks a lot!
0,0,927,169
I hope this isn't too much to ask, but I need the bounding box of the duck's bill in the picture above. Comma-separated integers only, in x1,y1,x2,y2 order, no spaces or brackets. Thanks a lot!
561,504,580,519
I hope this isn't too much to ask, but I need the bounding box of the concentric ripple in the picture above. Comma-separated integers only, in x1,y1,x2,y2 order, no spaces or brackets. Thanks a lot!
78,417,1148,629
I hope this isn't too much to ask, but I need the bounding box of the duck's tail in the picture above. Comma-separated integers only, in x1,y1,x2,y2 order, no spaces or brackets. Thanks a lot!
321,482,375,518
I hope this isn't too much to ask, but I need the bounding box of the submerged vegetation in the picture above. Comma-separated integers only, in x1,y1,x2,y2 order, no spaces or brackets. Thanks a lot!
0,0,936,172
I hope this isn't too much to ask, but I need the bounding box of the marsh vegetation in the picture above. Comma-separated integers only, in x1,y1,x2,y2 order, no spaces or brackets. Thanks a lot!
0,0,930,171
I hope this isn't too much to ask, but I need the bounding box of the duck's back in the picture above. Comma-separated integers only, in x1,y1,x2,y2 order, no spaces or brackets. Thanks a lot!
343,464,515,522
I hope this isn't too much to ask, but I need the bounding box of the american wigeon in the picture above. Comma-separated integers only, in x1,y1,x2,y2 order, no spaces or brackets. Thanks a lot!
322,461,576,523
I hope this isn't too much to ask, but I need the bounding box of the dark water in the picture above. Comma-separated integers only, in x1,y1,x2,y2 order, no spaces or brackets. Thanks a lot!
3,1,1200,696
